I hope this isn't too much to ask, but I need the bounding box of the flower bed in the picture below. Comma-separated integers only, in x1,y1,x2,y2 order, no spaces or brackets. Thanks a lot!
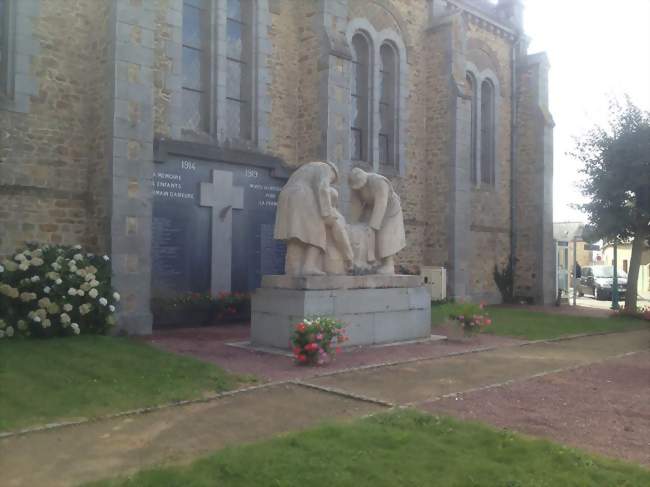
152,292,251,328
291,317,348,365
449,302,492,338
0,244,119,339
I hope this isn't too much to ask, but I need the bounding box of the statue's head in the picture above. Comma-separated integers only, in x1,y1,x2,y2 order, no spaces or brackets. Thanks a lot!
324,161,339,184
349,167,368,190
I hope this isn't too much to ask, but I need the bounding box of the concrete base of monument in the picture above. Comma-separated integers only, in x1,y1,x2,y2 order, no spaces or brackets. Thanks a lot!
251,275,432,349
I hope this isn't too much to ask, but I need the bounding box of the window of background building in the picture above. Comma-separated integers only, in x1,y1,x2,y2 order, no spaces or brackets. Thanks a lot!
480,79,495,185
379,43,397,168
226,0,253,140
351,33,370,162
466,72,478,184
182,0,210,132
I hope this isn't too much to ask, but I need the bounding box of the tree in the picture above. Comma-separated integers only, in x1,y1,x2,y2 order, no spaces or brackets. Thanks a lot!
573,97,650,311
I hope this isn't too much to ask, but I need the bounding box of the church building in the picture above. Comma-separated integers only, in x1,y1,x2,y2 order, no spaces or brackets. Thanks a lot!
0,0,555,334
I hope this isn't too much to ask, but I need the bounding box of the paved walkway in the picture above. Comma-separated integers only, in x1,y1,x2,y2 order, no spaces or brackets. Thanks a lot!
2,329,649,487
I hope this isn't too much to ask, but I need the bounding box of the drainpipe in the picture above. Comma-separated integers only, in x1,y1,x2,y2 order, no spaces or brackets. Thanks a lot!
509,36,521,288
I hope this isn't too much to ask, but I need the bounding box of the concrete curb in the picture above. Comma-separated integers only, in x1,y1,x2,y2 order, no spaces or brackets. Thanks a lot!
410,349,649,407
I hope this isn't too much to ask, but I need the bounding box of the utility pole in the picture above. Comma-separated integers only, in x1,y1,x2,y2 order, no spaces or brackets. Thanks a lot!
611,241,620,310
572,237,578,306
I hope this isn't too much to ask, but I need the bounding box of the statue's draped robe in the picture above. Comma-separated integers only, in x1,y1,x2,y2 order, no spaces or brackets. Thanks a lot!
274,162,334,252
349,173,406,260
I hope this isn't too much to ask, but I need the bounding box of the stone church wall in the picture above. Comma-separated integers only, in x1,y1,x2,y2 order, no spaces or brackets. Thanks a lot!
466,22,513,302
1,0,554,323
0,0,111,256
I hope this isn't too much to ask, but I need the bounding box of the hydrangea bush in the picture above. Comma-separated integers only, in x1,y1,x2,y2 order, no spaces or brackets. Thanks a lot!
290,317,348,365
0,244,120,339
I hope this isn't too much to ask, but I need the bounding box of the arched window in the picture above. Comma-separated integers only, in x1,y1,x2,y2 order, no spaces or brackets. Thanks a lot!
350,33,370,162
480,79,495,185
226,0,253,140
182,0,210,132
466,72,478,184
379,43,398,168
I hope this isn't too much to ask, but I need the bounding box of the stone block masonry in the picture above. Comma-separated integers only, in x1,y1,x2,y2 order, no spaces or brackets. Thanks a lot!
251,282,432,349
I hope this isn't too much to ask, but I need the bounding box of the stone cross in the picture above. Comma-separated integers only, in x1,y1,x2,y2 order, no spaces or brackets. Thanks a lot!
200,170,244,294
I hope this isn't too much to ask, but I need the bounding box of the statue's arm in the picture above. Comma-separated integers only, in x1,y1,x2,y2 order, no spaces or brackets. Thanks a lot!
369,180,389,231
316,170,333,218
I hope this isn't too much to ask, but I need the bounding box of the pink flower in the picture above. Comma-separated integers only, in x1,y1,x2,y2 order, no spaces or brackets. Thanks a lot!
315,333,323,341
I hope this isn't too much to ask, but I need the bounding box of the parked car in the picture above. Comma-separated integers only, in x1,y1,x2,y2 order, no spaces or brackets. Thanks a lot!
577,265,627,300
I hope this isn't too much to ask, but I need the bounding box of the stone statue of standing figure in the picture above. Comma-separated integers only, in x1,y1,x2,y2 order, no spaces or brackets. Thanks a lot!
274,162,405,276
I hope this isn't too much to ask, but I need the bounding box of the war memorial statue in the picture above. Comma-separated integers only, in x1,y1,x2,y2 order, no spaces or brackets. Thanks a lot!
251,162,430,349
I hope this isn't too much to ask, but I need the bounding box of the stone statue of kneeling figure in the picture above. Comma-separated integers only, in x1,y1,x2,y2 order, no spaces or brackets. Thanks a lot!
348,168,406,275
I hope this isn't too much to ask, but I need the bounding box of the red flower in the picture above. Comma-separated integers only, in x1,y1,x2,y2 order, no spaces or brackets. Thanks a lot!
297,354,307,363
485,318,492,326
292,347,302,356
296,323,306,332
335,347,341,354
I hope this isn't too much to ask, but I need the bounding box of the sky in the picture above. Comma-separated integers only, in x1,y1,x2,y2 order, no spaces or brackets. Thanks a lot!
522,0,650,223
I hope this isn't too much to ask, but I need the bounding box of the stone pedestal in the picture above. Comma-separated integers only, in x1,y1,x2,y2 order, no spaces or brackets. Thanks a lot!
251,275,431,349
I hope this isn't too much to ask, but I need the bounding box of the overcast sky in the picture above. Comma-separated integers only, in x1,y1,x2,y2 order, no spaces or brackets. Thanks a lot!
522,0,650,223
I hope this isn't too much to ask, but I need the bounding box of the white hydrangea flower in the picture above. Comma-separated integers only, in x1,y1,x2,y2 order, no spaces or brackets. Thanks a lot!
6,326,14,337
90,280,99,288
43,319,51,328
0,330,4,338
109,305,116,313
44,286,51,294
17,320,27,330
18,262,30,271
89,288,99,299
77,290,85,297
99,297,108,306
73,245,82,250
33,316,41,323
31,275,40,282
60,313,71,323
69,265,78,273
71,323,80,335
0,264,4,273
14,253,26,262
63,303,73,312
32,258,44,267
103,255,110,261
73,253,83,261
55,278,63,285
52,262,61,271
113,292,121,302
0,320,5,329
68,288,77,296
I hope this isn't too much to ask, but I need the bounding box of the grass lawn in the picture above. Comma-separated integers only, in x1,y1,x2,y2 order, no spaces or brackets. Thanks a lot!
88,410,650,487
0,336,245,432
432,302,648,340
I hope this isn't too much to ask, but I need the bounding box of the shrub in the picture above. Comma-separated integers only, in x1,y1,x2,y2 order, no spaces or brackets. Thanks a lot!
0,244,120,339
155,292,250,316
449,302,492,337
291,317,348,365
493,259,515,303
